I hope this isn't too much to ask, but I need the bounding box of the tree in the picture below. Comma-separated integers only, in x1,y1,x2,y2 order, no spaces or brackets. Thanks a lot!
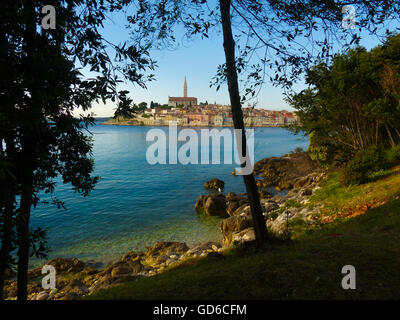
124,0,400,246
289,34,400,165
219,0,268,244
138,101,148,111
0,0,154,300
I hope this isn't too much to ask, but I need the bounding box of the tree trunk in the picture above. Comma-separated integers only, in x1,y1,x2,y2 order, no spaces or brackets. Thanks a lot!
219,0,268,246
0,200,14,300
16,174,33,300
385,124,396,148
16,0,36,300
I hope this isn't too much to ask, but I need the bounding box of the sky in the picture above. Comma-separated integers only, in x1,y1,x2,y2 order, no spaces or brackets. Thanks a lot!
73,5,400,118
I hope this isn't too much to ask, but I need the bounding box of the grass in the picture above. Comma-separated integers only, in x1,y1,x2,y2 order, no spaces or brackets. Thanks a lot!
87,191,400,299
309,166,400,216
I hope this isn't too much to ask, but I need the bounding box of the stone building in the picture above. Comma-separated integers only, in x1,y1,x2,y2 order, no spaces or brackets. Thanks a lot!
168,77,198,107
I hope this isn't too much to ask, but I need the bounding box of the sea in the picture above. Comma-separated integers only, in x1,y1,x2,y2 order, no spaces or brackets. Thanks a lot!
29,119,308,267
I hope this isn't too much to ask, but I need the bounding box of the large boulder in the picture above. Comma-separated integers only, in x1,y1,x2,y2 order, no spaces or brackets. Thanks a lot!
204,178,225,190
225,192,249,216
204,195,227,217
143,242,189,268
196,194,228,217
220,215,254,246
254,152,320,190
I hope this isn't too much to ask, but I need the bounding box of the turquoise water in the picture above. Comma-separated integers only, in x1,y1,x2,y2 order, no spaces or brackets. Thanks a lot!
30,122,308,267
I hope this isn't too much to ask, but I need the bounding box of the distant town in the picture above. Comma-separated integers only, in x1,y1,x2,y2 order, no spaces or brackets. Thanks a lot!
104,77,299,127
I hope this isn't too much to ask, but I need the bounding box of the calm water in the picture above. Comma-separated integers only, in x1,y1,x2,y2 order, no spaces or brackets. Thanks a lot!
30,121,308,267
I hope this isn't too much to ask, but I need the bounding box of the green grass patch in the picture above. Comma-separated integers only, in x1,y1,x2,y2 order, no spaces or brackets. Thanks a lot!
87,197,400,300
309,167,400,215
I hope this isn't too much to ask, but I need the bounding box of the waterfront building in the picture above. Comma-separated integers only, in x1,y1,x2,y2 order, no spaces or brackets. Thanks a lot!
168,77,198,107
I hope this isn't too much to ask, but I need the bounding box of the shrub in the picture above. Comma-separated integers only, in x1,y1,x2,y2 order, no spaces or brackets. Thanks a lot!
341,146,389,185
307,132,352,167
386,145,400,165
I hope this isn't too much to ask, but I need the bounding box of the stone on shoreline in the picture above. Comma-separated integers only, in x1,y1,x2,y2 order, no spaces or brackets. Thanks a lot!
143,241,190,268
221,215,254,246
253,151,320,190
204,178,225,190
195,194,228,217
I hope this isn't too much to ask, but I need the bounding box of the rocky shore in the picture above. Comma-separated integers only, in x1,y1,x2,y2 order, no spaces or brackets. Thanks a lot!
3,151,325,300
3,241,225,300
196,151,326,245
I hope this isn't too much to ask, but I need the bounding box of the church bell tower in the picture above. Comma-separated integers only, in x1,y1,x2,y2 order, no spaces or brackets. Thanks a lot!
183,76,187,98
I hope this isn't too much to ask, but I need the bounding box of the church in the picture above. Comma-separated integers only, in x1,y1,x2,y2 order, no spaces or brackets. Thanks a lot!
168,77,198,107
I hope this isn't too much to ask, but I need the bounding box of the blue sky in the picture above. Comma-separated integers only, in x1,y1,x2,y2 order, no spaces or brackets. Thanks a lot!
75,6,399,117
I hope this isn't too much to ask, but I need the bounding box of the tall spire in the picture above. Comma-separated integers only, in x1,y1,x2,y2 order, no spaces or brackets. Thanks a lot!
183,76,187,97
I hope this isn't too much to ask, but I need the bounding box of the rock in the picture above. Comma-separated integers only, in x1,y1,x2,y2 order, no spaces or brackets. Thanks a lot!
226,200,241,216
253,152,320,191
143,242,189,268
230,203,248,216
29,258,85,278
36,291,49,300
202,194,228,217
232,227,255,244
225,193,249,216
27,282,42,296
121,251,140,263
268,212,289,234
204,178,225,190
221,215,254,246
48,289,58,299
111,264,132,277
195,195,208,211
63,279,89,296
262,201,279,214
189,242,221,254
226,192,237,200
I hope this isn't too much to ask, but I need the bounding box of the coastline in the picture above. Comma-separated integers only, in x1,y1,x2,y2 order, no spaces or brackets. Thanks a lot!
6,150,399,300
101,119,286,128
3,151,328,300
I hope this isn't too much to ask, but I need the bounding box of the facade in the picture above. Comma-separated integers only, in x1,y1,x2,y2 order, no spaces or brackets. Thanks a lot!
168,96,197,107
284,112,297,124
168,77,198,107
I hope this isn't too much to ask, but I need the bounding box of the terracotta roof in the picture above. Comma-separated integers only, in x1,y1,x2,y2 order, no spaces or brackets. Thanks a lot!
168,97,197,102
